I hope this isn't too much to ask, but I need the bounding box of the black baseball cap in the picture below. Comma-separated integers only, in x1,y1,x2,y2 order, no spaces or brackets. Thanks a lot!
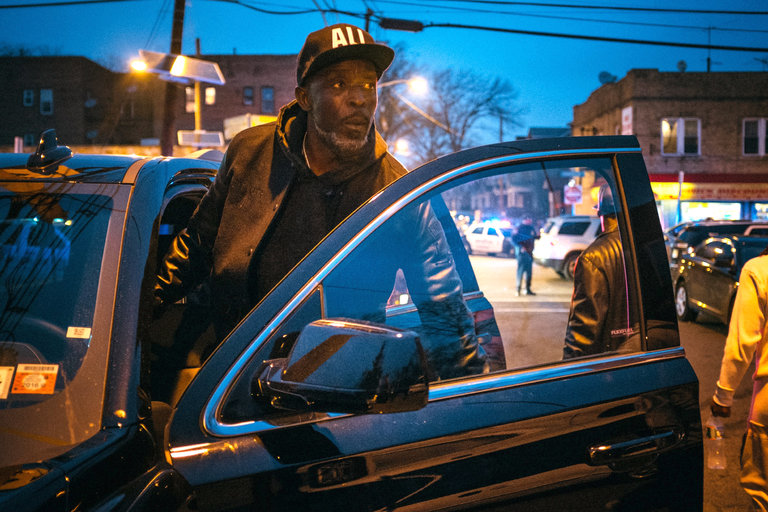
297,23,395,86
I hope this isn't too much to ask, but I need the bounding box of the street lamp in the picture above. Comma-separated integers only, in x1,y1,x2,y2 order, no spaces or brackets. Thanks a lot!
378,76,428,95
378,76,453,135
130,49,226,149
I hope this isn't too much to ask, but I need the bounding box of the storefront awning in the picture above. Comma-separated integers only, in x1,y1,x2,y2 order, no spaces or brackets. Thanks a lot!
649,173,768,201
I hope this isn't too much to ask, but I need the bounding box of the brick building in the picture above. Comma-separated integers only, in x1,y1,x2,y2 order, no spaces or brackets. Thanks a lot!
171,53,297,140
1,54,297,150
0,56,157,147
572,68,768,227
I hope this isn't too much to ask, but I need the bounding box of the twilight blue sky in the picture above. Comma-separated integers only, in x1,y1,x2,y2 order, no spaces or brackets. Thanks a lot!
1,0,767,141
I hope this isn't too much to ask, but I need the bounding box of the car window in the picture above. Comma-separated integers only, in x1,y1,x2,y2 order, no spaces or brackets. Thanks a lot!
695,240,732,262
0,185,115,405
747,226,768,236
557,221,590,236
219,156,643,424
471,226,483,235
487,227,499,236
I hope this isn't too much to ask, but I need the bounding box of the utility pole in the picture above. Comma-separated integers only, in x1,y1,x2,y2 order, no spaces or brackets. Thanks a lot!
161,0,185,156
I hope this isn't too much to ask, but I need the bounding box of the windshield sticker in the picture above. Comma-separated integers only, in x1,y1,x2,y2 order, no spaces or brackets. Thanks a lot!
66,327,91,339
0,367,14,399
11,364,58,394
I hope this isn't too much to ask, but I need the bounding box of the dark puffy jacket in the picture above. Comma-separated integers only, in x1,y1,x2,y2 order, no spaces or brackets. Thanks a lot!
563,222,640,358
154,101,406,337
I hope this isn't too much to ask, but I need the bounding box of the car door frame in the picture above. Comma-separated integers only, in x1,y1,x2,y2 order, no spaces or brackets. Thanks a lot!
166,137,701,510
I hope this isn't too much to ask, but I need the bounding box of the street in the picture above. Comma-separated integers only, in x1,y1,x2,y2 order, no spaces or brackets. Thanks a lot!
680,319,755,511
471,254,755,510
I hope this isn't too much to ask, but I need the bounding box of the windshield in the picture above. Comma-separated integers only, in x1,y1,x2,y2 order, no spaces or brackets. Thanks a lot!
0,187,112,405
0,181,124,468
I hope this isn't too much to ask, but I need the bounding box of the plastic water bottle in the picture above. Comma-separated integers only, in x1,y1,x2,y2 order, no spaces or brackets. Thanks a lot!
705,414,727,470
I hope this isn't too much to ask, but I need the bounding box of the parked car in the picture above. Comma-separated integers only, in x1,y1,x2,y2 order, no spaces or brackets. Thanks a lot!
674,234,768,325
532,215,602,279
0,132,701,511
463,221,515,256
665,219,768,270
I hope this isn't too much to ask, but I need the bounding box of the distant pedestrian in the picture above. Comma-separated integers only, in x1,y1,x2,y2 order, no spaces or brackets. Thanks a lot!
711,244,768,510
513,215,538,296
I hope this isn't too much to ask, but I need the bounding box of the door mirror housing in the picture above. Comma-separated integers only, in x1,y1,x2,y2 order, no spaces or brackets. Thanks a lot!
254,319,429,415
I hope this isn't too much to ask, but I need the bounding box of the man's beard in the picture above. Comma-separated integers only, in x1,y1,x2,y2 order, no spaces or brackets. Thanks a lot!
312,117,372,157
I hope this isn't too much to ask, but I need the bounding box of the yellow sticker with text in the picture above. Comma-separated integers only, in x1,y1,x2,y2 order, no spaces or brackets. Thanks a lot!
11,364,59,394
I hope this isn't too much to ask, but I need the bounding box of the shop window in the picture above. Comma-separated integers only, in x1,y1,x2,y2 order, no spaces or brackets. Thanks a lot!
23,89,34,107
243,86,254,106
661,117,700,156
39,89,53,115
261,86,274,114
744,119,767,156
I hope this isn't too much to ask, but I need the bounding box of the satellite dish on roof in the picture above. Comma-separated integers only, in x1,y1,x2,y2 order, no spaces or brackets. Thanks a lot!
677,60,688,72
598,71,617,85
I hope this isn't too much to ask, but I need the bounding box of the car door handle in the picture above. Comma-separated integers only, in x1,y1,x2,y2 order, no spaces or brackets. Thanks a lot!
587,430,682,466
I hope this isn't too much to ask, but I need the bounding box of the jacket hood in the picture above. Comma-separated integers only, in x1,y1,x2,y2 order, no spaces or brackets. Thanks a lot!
276,100,391,185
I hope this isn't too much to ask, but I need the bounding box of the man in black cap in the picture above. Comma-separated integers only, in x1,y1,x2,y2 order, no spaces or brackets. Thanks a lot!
154,24,407,340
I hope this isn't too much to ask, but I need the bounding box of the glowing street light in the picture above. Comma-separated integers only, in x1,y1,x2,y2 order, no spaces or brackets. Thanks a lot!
394,138,411,156
130,58,148,72
378,76,428,95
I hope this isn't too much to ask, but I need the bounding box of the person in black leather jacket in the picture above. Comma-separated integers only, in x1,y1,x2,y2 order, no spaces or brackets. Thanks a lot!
154,24,404,339
153,24,487,379
563,183,639,359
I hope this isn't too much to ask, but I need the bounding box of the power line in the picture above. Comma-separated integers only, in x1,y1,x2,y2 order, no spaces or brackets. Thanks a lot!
423,21,768,52
409,0,768,15
0,0,135,7
373,0,768,34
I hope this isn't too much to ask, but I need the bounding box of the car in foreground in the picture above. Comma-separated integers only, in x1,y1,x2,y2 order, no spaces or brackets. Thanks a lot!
0,132,701,511
665,219,768,270
674,234,768,325
532,215,601,279
463,221,514,256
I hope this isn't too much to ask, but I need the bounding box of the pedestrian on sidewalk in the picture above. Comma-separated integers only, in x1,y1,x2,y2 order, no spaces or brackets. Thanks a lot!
711,244,768,510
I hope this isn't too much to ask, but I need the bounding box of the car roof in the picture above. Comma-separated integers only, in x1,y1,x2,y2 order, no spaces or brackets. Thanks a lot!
0,129,221,184
0,149,222,183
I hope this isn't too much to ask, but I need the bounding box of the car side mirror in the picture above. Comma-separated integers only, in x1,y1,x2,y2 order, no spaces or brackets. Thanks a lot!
253,319,429,415
713,254,733,268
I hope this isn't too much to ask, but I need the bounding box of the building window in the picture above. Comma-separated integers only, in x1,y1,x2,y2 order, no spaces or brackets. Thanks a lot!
23,89,34,107
744,118,767,156
23,133,36,146
39,88,53,115
205,87,216,105
185,87,195,113
661,117,700,156
186,86,216,112
261,86,274,114
243,86,254,106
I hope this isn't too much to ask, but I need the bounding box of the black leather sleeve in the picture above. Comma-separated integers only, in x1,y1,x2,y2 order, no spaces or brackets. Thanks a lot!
563,254,607,359
399,200,489,379
153,155,232,305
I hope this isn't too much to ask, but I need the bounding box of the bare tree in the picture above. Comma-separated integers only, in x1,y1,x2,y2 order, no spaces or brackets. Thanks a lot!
376,47,522,168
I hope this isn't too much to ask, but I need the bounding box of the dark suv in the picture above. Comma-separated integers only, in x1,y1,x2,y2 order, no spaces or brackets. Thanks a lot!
674,234,768,325
0,133,701,511
665,219,768,270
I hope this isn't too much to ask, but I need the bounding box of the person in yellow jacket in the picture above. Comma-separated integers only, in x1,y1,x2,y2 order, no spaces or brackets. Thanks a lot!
712,244,768,510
